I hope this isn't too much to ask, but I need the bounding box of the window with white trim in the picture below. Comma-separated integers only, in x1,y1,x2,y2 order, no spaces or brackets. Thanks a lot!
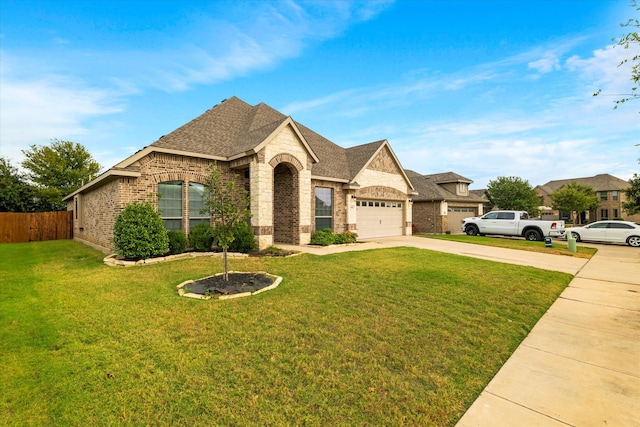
189,183,210,229
315,187,333,230
158,181,183,231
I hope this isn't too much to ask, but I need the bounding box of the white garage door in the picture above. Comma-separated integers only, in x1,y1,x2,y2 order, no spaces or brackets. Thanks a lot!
356,200,403,239
447,207,478,233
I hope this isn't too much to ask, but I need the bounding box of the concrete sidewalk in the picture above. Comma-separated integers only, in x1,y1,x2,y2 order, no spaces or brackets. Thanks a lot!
279,236,640,426
456,243,640,427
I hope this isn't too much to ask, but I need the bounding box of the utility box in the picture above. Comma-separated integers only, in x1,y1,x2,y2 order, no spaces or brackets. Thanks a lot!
544,236,553,248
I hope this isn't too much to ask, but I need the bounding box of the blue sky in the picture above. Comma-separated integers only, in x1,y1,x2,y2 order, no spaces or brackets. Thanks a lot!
1,0,638,189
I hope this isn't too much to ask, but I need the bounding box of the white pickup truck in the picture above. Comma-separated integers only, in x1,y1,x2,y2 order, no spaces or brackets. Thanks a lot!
461,210,565,241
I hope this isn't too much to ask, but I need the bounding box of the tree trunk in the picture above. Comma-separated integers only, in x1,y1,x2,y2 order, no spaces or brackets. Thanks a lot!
223,247,228,281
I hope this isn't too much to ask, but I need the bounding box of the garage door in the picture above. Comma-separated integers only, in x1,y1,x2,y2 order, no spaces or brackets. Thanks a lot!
356,200,403,239
447,207,478,234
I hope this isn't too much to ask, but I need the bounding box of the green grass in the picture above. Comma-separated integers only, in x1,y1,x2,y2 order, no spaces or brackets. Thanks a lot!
0,240,573,426
418,233,597,258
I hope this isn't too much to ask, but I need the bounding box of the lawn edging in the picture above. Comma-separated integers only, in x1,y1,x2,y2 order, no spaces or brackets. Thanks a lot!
103,251,249,267
177,271,283,300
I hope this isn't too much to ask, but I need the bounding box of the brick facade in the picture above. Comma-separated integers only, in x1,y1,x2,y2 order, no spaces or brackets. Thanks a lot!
67,102,415,252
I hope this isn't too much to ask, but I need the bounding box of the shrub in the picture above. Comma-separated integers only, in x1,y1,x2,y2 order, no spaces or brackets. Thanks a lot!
310,228,335,246
167,230,187,255
189,223,214,252
227,222,256,253
340,230,358,243
113,201,169,259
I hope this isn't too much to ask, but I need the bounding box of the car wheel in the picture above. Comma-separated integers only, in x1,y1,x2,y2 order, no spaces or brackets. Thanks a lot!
465,225,479,236
570,231,581,242
525,229,541,241
627,236,640,247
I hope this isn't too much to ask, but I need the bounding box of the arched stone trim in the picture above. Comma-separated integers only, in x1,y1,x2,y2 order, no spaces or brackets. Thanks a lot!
150,172,209,185
356,186,407,200
269,153,304,172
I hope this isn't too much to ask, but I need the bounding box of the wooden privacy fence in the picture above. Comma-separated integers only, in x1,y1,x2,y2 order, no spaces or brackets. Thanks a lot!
0,211,73,244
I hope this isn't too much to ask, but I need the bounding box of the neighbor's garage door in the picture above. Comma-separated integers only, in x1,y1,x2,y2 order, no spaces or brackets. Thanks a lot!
447,207,478,233
356,200,403,239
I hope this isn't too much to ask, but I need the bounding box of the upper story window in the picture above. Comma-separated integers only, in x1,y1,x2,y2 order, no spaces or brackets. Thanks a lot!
612,191,618,201
158,181,183,231
600,191,608,201
315,187,333,230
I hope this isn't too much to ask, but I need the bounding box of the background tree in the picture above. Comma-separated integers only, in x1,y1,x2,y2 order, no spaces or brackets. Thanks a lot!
486,176,541,216
21,139,101,211
594,0,639,111
622,173,640,215
203,163,251,281
551,182,599,225
0,156,36,212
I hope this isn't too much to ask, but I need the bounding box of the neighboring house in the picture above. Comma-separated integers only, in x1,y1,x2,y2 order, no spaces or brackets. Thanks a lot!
535,174,640,224
64,96,415,252
405,170,488,234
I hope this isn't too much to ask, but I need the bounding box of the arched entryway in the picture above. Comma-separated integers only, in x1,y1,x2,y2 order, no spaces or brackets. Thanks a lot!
273,163,299,244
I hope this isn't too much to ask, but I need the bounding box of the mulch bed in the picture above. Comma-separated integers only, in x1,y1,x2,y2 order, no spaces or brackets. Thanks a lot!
188,273,274,296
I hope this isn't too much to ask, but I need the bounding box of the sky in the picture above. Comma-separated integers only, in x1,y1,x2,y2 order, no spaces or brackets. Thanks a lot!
1,0,639,189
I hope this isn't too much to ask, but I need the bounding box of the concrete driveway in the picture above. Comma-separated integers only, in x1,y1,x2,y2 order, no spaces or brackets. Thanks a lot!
279,236,640,426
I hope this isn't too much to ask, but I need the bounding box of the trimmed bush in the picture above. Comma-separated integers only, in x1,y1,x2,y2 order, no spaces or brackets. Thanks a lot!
227,222,256,253
189,223,214,252
310,228,335,246
167,230,187,255
333,231,358,244
310,229,358,246
113,202,169,259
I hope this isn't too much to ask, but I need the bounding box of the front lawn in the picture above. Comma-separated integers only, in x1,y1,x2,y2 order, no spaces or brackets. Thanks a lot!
0,240,572,426
419,233,596,258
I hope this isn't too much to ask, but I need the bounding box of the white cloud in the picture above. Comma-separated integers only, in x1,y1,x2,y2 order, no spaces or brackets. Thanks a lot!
0,57,124,164
528,52,561,73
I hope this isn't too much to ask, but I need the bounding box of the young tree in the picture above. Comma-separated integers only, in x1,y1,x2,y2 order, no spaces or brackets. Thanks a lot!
622,173,640,215
486,176,541,216
202,163,251,281
593,0,639,111
21,139,101,210
551,182,599,224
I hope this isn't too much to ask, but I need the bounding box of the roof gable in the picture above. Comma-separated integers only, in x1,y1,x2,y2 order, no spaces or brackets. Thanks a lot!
349,141,414,190
406,169,487,202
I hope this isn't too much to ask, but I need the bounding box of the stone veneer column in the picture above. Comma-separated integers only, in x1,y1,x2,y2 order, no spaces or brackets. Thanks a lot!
345,192,357,231
250,160,274,250
405,197,413,235
298,167,312,245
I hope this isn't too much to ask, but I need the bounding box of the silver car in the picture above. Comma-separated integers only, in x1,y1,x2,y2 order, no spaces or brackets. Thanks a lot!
568,221,640,247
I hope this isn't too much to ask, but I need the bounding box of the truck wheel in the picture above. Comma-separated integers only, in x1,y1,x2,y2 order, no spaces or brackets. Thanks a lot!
524,229,542,241
465,225,479,236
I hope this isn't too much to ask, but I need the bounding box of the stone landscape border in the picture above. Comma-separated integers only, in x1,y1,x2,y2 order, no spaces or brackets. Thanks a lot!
177,272,283,300
103,251,249,267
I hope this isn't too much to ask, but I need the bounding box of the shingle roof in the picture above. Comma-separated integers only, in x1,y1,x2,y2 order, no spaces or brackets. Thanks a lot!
293,121,352,180
149,96,405,183
427,171,473,184
65,96,412,202
405,169,488,202
537,174,630,195
345,140,386,178
151,97,289,158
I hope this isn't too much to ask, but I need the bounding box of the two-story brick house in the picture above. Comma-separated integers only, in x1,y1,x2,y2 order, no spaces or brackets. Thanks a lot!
536,174,640,224
63,97,415,252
